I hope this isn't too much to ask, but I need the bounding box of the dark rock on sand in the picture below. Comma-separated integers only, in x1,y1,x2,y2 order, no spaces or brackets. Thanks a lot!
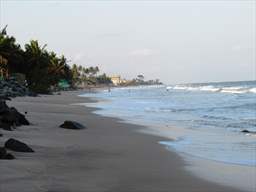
0,147,15,160
60,121,86,130
0,147,7,158
241,129,256,134
1,108,17,124
5,153,15,159
0,100,9,113
5,138,34,152
0,123,13,131
9,107,30,126
2,107,30,126
0,100,30,130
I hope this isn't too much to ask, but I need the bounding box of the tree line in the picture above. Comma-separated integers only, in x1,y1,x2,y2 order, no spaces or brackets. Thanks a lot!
0,26,111,93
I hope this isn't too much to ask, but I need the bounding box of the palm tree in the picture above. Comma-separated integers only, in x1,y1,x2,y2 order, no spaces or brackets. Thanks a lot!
0,25,24,74
0,26,74,92
71,64,80,85
23,40,51,92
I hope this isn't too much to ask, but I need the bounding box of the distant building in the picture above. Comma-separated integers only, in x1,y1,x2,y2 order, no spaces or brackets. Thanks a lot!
110,75,121,85
120,79,128,84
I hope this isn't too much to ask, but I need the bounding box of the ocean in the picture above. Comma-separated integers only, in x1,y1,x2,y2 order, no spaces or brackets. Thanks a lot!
81,80,256,167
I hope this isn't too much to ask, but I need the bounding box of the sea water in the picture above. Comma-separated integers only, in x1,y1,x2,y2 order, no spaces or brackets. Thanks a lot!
80,81,256,166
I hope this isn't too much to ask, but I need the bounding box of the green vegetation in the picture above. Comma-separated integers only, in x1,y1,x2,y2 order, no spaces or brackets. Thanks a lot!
71,64,111,86
0,26,111,93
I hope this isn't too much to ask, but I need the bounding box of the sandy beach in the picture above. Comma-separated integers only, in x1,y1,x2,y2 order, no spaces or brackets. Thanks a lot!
0,91,245,192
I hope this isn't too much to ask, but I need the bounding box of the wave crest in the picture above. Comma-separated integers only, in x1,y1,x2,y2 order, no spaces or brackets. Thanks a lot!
169,85,256,94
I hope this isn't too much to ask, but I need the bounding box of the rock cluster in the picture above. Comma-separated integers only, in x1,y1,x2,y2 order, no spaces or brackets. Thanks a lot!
0,81,37,160
0,98,33,160
0,100,30,131
0,79,33,98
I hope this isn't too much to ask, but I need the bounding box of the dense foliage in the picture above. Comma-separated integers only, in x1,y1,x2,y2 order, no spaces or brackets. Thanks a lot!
71,65,111,85
0,26,111,93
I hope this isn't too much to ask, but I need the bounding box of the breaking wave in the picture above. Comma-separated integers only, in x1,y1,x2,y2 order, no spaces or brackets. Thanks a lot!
168,83,256,94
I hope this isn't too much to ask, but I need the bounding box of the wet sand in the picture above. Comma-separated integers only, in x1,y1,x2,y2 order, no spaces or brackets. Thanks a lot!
0,91,244,192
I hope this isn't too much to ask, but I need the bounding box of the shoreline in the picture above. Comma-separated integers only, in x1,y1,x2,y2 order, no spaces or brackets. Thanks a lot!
0,91,246,192
80,92,256,192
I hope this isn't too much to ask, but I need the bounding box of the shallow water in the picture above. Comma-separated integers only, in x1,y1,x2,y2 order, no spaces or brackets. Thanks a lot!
81,81,256,166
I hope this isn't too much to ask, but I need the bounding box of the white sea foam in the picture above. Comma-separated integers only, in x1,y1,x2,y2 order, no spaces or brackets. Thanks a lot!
173,85,219,92
173,85,201,91
173,85,188,90
223,86,244,90
249,88,256,93
187,87,200,91
166,86,173,90
171,84,256,94
199,86,220,92
115,84,165,91
221,88,247,94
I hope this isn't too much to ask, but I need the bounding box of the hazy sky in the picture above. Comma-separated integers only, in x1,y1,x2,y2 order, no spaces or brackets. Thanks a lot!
0,0,255,84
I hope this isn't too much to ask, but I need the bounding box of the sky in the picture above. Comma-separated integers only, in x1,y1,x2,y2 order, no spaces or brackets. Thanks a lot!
0,0,255,84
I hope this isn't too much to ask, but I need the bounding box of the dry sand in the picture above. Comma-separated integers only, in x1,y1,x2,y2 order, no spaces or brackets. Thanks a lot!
0,91,244,192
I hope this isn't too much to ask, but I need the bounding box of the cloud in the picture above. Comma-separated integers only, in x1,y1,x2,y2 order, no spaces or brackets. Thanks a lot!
129,49,156,56
231,45,241,51
47,1,62,7
73,53,84,62
95,32,122,38
66,52,85,64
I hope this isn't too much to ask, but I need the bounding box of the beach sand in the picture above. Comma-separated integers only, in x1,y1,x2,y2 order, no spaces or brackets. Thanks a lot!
0,91,244,192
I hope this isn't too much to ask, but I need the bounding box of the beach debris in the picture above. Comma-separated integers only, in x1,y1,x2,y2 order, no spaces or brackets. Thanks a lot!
5,138,34,152
0,100,30,130
60,121,86,130
0,147,15,160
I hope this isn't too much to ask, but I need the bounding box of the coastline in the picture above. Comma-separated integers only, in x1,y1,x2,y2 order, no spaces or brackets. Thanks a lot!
140,126,256,192
0,91,245,192
81,91,256,192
